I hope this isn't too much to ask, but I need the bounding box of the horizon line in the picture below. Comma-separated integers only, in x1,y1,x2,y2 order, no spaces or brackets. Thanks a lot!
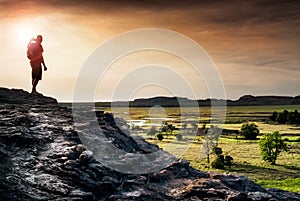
59,94,300,103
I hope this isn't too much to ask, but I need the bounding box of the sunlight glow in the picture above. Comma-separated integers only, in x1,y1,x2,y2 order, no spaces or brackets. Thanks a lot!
15,24,36,47
18,27,36,45
11,18,44,48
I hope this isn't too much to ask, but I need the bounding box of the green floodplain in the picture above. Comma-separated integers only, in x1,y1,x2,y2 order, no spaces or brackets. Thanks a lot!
63,103,300,193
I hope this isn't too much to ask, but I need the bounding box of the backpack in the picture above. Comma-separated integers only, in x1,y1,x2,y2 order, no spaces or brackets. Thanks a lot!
27,39,40,60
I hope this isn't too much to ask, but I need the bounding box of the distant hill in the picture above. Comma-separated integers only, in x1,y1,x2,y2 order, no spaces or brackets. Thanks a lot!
96,95,300,107
228,95,300,106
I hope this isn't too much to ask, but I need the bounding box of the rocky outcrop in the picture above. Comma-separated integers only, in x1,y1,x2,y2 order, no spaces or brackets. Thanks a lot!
0,88,299,200
0,87,57,104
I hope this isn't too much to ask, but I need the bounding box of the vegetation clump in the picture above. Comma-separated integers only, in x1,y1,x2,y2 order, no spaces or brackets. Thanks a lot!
224,155,234,167
270,109,300,124
211,156,224,169
211,147,234,169
240,122,259,140
155,133,164,141
211,147,224,169
160,122,176,138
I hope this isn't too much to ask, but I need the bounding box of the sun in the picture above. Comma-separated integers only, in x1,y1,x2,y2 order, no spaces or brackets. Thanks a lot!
16,26,37,48
11,20,39,48
17,28,36,45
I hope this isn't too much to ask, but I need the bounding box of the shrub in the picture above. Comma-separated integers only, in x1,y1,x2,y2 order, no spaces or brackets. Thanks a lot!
211,156,224,169
270,111,278,121
277,110,289,124
176,134,183,141
155,133,164,141
224,155,234,167
240,122,259,140
214,147,223,155
211,147,225,169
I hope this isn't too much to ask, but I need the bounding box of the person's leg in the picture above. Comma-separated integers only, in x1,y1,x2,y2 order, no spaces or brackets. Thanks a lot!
31,79,39,94
31,64,42,94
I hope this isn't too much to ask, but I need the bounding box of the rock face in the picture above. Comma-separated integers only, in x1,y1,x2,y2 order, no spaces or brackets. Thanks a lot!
0,88,299,201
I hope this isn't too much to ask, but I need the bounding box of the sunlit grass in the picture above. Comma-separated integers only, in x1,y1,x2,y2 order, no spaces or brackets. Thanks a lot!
142,133,300,193
257,178,300,193
74,104,300,193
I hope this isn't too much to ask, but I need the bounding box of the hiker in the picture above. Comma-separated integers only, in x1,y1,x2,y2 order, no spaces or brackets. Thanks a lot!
27,35,47,94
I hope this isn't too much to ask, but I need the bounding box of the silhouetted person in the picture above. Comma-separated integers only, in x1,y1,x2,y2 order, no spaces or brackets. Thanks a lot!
27,35,47,94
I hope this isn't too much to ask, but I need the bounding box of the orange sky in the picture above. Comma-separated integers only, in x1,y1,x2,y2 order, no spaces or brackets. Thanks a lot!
0,0,299,102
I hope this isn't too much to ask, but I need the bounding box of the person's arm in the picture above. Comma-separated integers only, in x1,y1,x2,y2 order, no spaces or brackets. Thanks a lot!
40,45,47,71
41,56,47,71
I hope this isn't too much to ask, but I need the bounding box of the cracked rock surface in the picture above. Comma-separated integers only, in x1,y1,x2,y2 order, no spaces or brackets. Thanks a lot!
0,88,299,201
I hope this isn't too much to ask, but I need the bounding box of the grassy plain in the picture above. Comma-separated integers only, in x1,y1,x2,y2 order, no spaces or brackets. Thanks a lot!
100,105,300,193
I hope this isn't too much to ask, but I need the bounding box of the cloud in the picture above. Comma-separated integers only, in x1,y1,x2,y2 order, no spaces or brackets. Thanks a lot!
1,0,299,101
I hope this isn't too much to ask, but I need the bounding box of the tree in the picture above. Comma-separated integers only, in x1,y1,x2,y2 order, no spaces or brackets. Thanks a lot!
160,122,175,138
167,124,175,135
202,129,214,164
289,109,300,125
202,126,221,164
240,123,259,140
295,110,300,125
270,109,300,125
288,111,295,124
259,131,287,165
270,111,278,122
277,110,289,124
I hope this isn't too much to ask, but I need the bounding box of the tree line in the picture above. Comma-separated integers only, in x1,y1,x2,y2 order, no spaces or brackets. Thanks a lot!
270,109,300,124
